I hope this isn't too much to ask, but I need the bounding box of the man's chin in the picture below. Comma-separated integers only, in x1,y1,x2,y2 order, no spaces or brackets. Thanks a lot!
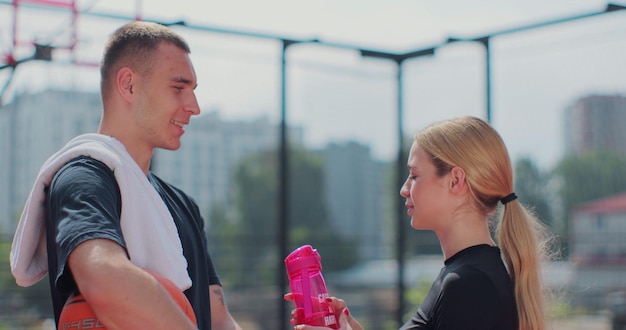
159,142,181,151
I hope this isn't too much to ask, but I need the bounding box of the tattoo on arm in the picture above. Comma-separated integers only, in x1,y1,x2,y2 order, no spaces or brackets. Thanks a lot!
212,287,225,306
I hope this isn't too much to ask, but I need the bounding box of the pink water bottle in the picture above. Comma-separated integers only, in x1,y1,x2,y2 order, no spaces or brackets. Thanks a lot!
285,245,338,329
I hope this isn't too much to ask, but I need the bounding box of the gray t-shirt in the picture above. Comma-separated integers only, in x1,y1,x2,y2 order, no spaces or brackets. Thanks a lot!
46,155,221,329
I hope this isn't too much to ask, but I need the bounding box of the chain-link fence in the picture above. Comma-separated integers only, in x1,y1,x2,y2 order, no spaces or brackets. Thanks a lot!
2,3,626,329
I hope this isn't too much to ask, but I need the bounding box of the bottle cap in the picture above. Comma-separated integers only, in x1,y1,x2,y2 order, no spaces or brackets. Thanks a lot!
285,245,322,276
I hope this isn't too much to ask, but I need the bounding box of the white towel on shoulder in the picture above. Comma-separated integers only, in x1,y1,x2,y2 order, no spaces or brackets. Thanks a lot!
10,133,192,290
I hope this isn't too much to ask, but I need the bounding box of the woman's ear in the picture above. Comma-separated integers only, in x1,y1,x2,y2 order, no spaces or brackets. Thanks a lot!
449,166,467,194
116,67,135,102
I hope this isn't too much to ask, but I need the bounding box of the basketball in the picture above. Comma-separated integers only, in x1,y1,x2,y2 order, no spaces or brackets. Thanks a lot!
58,270,197,329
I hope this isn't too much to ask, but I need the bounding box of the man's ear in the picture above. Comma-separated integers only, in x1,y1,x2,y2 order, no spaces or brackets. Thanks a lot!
116,67,135,102
449,166,467,194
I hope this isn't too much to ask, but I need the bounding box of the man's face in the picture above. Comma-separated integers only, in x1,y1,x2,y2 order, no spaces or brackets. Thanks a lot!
133,42,200,151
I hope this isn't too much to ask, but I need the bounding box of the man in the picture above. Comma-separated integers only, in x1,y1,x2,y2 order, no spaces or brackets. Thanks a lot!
10,21,241,330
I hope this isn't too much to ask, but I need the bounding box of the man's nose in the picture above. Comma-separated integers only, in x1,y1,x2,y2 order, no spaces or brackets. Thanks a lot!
186,93,201,115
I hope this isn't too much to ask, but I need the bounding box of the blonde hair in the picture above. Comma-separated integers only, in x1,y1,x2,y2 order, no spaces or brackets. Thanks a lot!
415,116,549,330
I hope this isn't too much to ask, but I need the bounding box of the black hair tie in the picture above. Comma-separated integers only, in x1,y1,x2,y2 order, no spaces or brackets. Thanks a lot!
500,192,517,205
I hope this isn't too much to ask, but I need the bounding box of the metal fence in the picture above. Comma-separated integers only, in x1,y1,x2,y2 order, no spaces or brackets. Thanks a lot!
2,2,626,330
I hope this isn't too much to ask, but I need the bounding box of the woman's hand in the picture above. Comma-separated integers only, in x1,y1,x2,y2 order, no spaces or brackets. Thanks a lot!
284,294,364,330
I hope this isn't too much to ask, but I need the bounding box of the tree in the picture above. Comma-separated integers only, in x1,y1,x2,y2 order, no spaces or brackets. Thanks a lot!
513,157,553,228
552,150,626,255
208,147,359,289
205,205,245,288
285,149,358,271
554,150,626,217
0,240,53,327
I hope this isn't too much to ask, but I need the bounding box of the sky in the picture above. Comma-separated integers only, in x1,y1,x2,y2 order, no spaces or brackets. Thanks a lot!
1,0,626,168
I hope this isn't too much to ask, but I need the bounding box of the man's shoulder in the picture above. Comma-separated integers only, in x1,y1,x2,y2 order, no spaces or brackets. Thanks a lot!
60,155,110,169
51,155,117,191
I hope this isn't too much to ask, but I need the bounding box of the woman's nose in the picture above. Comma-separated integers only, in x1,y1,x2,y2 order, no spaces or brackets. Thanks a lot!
399,180,409,198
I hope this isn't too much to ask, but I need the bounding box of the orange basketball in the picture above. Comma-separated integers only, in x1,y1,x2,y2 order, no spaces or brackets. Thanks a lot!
58,270,197,329
147,270,197,325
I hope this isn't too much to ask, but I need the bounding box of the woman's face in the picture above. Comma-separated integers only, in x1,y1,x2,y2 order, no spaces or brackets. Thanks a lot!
400,142,451,231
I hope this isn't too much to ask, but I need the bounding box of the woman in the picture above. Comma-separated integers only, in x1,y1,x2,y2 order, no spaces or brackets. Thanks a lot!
288,116,551,330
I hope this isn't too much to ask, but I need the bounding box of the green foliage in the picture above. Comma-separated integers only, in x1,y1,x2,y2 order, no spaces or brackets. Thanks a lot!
547,295,573,319
0,239,53,327
208,147,360,289
404,278,433,321
514,157,554,228
206,205,246,288
382,319,399,330
551,150,626,256
0,241,13,288
554,150,626,213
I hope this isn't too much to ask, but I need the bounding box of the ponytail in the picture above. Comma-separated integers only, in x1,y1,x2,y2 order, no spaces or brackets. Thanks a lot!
497,200,551,330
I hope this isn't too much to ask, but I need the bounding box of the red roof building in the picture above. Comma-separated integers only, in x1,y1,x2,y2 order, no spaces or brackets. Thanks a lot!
575,192,626,215
570,192,626,266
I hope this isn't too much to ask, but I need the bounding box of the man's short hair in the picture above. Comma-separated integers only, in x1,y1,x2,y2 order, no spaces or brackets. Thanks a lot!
100,21,191,99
